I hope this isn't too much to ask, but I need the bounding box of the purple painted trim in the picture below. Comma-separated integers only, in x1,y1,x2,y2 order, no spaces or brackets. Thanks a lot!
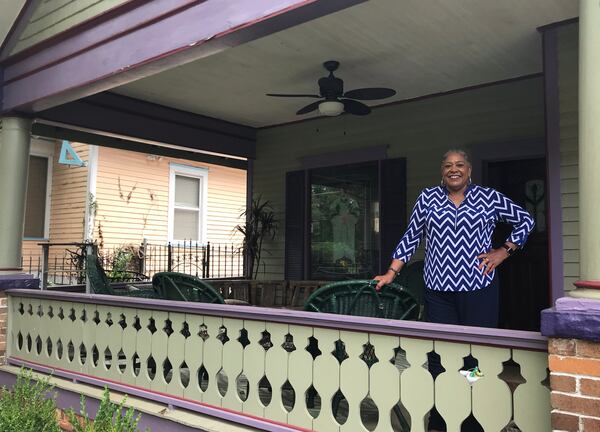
470,138,545,185
6,358,307,432
1,0,367,113
537,17,579,32
245,159,254,278
0,274,39,291
542,28,565,301
0,369,214,432
541,306,600,342
6,288,548,350
555,296,600,312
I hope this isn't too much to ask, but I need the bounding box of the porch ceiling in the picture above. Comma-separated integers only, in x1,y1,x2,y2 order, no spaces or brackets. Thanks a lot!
113,0,576,128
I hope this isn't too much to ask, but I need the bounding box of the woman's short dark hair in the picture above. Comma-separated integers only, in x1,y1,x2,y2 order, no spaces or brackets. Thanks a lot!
442,149,471,166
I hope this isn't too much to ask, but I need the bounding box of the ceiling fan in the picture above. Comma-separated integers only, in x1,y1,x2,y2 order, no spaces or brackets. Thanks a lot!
266,60,396,117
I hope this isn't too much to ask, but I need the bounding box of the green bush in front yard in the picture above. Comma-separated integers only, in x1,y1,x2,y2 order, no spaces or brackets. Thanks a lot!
66,387,145,432
0,368,148,432
0,368,61,432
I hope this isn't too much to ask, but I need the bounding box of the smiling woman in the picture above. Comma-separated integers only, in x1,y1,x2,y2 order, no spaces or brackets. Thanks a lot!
374,148,535,430
374,148,535,324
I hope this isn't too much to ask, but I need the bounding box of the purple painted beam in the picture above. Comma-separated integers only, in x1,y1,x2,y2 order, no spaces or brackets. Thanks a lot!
1,0,367,113
7,288,548,350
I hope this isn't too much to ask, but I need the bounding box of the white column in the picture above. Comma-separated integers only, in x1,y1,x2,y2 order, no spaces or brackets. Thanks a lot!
574,0,600,298
0,117,32,272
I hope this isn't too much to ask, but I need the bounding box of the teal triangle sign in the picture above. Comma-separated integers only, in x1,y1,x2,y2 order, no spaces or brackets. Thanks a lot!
58,140,86,167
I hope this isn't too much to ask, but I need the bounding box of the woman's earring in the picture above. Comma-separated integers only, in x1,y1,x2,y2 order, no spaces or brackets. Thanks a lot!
469,176,472,185
440,178,445,187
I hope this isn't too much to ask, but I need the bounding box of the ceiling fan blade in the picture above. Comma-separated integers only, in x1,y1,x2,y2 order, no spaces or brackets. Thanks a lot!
296,100,322,115
266,93,321,98
341,99,371,116
343,87,396,101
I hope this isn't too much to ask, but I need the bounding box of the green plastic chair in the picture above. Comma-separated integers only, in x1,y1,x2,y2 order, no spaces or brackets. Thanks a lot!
152,272,225,304
86,253,159,299
304,279,416,431
304,279,419,321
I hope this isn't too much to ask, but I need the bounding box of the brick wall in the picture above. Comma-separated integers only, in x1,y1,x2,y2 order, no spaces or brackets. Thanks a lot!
0,292,6,365
549,338,600,431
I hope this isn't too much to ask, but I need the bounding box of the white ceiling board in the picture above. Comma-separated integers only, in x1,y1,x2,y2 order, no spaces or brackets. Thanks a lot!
114,0,577,127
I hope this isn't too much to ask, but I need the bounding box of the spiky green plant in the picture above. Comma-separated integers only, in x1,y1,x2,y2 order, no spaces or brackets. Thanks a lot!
235,196,278,279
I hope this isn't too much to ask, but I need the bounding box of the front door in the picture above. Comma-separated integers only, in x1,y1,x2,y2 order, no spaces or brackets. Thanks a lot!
485,158,549,331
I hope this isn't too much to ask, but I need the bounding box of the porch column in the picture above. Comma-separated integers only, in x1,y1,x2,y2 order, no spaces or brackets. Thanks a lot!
575,0,600,299
0,117,32,272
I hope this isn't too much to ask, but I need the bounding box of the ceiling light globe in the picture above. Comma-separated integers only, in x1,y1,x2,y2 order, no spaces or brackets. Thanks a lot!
318,100,344,116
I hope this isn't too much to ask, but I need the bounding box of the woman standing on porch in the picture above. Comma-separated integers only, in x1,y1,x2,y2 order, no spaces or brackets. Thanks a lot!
374,149,534,328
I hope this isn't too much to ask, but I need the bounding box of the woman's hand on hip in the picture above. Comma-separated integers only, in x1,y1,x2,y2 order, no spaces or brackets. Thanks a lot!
477,248,508,275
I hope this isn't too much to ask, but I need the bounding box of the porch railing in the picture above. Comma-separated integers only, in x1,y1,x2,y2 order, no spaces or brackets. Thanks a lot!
22,241,244,288
5,290,550,431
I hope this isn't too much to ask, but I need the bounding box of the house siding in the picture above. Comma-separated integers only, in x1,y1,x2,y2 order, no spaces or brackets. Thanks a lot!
556,23,579,292
254,77,545,280
92,146,246,248
11,0,130,55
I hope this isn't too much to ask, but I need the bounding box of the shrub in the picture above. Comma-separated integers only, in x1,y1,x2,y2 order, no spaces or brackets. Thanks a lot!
66,387,146,432
0,368,61,432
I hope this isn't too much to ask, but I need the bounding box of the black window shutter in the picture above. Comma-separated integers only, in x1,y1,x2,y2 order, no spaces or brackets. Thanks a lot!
285,170,306,279
379,158,407,273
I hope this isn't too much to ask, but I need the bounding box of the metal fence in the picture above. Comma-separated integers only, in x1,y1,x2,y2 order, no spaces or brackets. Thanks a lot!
21,241,245,288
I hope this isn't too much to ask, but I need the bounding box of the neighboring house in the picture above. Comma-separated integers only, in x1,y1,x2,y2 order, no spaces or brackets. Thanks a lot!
21,140,246,277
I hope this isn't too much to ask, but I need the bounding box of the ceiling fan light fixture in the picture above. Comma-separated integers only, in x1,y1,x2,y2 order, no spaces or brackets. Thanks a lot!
318,100,344,116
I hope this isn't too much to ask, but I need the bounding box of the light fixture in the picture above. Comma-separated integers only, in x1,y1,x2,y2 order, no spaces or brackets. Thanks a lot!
318,100,344,116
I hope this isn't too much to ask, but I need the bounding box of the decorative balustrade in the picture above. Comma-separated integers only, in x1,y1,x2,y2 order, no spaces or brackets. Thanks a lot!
5,289,550,431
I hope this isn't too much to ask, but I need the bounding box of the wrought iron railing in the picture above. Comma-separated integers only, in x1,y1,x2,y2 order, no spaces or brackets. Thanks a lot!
21,241,244,288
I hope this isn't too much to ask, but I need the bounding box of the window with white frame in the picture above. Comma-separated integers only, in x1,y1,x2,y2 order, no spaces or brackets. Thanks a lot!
169,164,208,243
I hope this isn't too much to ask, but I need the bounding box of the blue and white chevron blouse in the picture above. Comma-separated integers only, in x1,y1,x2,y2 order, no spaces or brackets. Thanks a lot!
392,184,534,292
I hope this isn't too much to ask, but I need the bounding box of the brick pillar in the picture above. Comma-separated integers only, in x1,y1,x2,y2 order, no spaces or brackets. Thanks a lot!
548,338,600,431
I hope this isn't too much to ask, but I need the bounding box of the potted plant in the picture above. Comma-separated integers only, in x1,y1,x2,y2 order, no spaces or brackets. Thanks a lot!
235,196,278,279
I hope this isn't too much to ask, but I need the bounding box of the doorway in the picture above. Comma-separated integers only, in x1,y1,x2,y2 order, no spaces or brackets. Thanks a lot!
485,157,549,331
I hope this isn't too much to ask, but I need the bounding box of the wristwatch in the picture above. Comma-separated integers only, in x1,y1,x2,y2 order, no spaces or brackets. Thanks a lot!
502,244,516,256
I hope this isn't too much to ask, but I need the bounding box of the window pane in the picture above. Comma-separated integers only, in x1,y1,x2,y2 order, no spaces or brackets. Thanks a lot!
175,175,200,207
310,161,379,280
174,209,199,241
24,156,48,238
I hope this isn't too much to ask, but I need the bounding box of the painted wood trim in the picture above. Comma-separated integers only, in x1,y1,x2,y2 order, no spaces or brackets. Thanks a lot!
36,93,256,159
0,0,41,60
543,28,565,301
300,145,388,169
31,123,249,170
6,289,549,350
1,0,367,113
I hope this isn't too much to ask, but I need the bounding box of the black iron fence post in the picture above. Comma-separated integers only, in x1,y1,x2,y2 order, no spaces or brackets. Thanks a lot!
167,242,173,272
205,242,210,278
